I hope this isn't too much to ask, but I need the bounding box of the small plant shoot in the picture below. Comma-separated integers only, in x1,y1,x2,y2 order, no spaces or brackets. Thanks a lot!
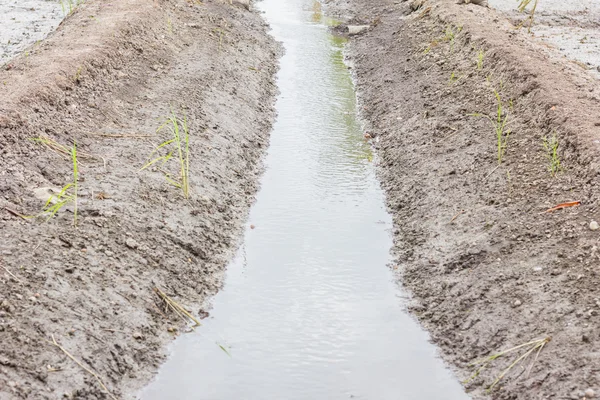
37,142,79,225
543,131,562,176
61,0,85,16
141,109,191,198
517,0,539,32
465,336,551,392
477,49,484,70
470,90,512,164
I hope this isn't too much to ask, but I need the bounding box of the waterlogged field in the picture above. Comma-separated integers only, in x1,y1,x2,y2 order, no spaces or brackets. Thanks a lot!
489,0,600,77
0,0,64,64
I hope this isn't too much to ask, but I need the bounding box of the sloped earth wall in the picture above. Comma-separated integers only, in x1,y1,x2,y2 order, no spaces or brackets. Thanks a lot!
0,0,278,398
328,0,600,399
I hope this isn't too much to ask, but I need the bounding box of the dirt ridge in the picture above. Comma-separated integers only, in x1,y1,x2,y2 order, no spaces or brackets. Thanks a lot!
329,0,600,398
0,0,279,398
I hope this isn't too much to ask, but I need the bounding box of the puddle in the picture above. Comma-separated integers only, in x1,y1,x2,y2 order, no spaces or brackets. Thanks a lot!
0,0,64,64
140,0,469,399
488,0,600,77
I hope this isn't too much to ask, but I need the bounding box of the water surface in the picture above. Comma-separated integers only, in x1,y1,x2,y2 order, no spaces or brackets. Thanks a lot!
0,0,64,63
141,1,469,399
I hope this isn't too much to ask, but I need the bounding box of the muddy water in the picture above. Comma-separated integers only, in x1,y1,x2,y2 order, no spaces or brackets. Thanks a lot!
141,1,469,399
488,0,600,77
0,0,64,63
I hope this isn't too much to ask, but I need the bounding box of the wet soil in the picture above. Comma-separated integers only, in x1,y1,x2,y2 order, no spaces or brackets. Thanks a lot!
327,0,600,399
0,0,278,399
488,0,600,79
0,0,64,64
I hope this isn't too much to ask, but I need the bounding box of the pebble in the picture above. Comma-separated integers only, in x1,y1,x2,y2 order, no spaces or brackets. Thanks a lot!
590,221,599,231
133,331,143,340
513,299,522,307
232,0,250,9
125,238,139,249
348,25,370,35
582,334,590,343
585,388,596,398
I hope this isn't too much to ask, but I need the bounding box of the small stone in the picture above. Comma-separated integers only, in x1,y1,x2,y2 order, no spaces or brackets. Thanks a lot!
125,238,139,249
348,25,370,35
133,331,143,340
167,326,177,333
513,299,522,307
590,221,599,231
64,267,74,274
232,0,250,9
582,334,590,343
28,296,36,302
585,388,596,398
250,225,255,229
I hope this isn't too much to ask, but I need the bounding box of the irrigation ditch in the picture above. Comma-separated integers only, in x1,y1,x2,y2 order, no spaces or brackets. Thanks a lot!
1,0,600,399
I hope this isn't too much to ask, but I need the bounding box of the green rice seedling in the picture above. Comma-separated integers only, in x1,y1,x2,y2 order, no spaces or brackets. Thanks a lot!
449,71,460,84
60,0,85,16
39,143,79,225
74,66,83,83
470,90,511,164
167,18,173,34
476,49,484,70
465,336,550,392
444,26,456,52
517,0,539,32
543,131,562,176
141,109,190,198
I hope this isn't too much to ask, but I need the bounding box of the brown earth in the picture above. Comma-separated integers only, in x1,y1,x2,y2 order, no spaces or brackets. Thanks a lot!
327,0,600,399
0,0,278,399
